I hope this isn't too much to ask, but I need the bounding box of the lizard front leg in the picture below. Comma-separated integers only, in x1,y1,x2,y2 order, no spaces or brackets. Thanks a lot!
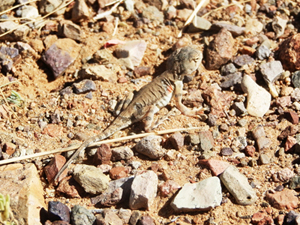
174,80,205,117
143,105,160,132
114,92,134,116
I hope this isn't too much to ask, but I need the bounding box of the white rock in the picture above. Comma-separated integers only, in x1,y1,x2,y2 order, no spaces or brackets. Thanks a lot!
241,75,271,117
220,165,257,205
245,18,263,35
272,16,288,38
171,177,222,212
115,40,147,67
21,5,39,20
129,171,158,210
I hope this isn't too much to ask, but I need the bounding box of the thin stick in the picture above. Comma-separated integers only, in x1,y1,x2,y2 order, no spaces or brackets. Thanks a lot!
112,17,119,36
93,0,123,20
0,126,206,165
177,0,207,38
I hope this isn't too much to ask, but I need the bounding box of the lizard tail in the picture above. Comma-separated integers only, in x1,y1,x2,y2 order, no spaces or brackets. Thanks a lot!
54,117,132,183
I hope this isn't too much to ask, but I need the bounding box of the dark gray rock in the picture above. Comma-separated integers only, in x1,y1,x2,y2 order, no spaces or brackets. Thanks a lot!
221,63,237,75
256,44,271,60
73,79,96,94
220,72,242,89
210,22,245,36
292,71,300,88
233,54,254,67
48,201,70,223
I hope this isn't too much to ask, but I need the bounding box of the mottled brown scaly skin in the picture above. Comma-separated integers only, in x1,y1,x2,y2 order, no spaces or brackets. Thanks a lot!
54,46,203,183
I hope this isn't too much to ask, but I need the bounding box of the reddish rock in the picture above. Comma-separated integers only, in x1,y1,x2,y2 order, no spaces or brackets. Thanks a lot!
169,132,184,150
202,84,234,118
199,159,230,176
93,144,112,165
285,111,299,124
205,28,235,70
277,214,285,225
42,124,63,137
278,125,298,140
245,145,256,157
118,77,128,83
284,136,297,152
134,66,151,77
251,211,274,225
44,155,68,183
240,46,256,56
266,189,298,210
277,34,300,72
56,176,81,198
137,216,155,225
102,22,114,34
158,180,181,197
109,166,129,180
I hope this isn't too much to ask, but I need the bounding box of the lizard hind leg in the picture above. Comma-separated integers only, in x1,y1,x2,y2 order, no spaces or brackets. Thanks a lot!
143,105,160,132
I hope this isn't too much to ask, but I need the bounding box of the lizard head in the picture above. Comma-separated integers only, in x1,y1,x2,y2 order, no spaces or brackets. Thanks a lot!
167,46,203,80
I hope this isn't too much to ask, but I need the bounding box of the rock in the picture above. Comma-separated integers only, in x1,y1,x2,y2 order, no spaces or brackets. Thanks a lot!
135,135,165,159
285,211,299,225
0,0,15,11
278,125,298,141
220,72,242,89
272,16,288,38
233,54,254,67
129,171,158,210
276,96,291,108
185,133,200,145
158,180,181,197
252,125,270,150
220,165,257,205
0,46,20,73
111,146,134,161
260,61,284,84
72,0,90,22
199,130,214,151
272,168,295,182
251,211,274,225
71,205,96,225
165,6,176,20
56,176,81,198
205,28,234,70
221,63,237,75
99,209,123,225
142,6,164,23
129,211,142,225
78,65,117,82
284,136,297,152
0,164,46,225
93,49,114,65
256,44,271,60
266,189,298,210
286,111,299,124
118,208,132,224
199,159,230,176
232,101,247,116
58,21,85,42
277,34,300,72
188,16,211,32
97,0,114,8
137,216,155,225
0,21,30,41
44,154,68,183
42,38,81,79
42,124,63,137
290,176,300,189
240,46,256,56
73,164,110,195
245,18,263,35
109,166,129,180
39,0,66,16
292,71,300,88
171,177,222,212
168,132,184,150
93,144,112,165
115,40,147,67
176,9,193,21
134,66,151,77
73,79,96,94
244,145,256,157
220,147,233,156
48,201,70,223
241,75,271,117
91,176,133,206
19,5,40,21
210,22,245,36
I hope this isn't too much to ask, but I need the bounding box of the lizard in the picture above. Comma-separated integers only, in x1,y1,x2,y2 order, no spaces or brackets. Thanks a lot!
54,45,204,183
